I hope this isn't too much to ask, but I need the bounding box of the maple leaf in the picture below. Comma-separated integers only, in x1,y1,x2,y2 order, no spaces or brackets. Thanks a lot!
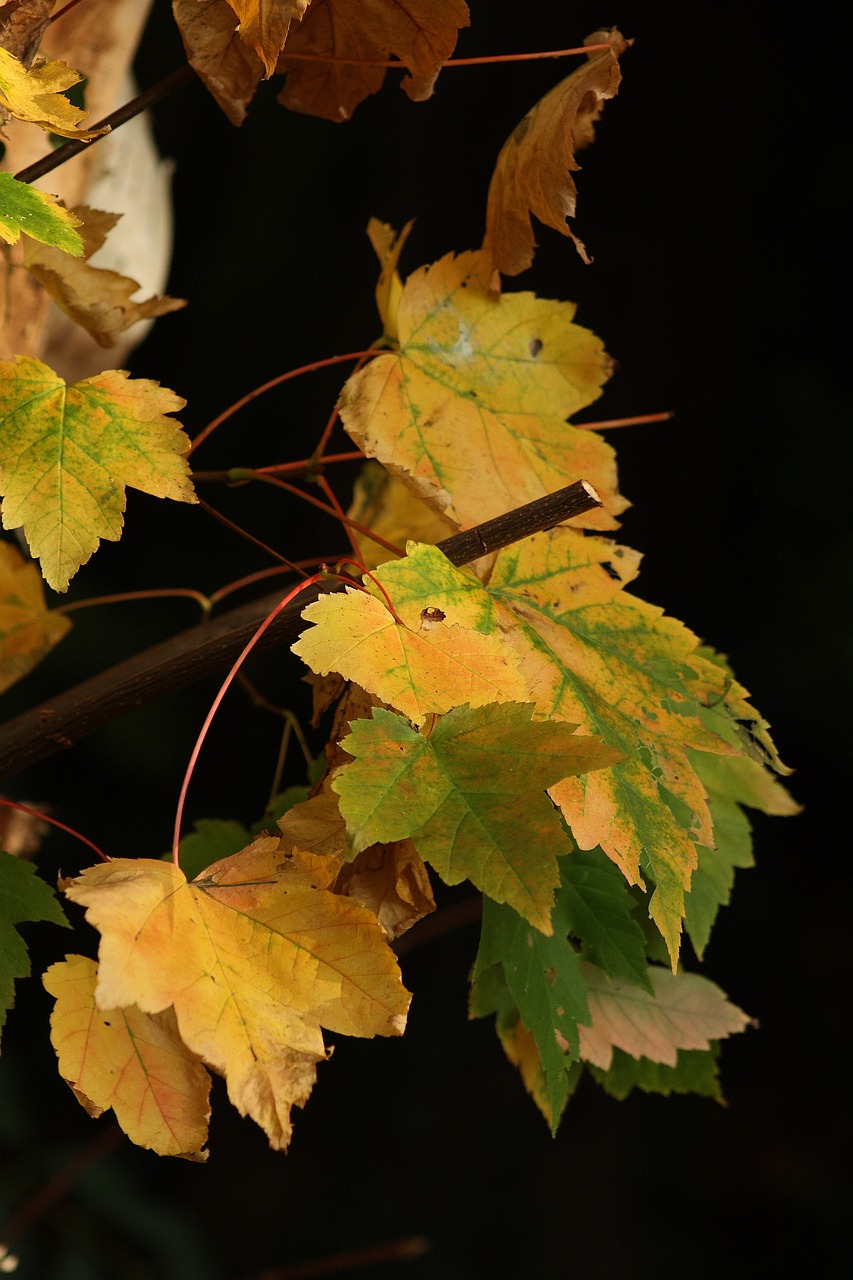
339,251,623,532
0,46,108,138
172,0,264,125
482,28,631,281
0,356,197,592
577,962,750,1072
348,462,455,571
0,847,68,1046
293,585,529,727
558,845,651,991
333,702,620,933
589,1045,723,1102
63,838,410,1149
225,0,310,77
43,955,211,1160
277,0,469,122
23,205,186,348
367,217,414,344
364,537,771,965
0,173,83,254
0,540,70,695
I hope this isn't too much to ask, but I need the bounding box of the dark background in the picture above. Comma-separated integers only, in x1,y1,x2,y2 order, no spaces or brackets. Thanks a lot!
1,2,848,1277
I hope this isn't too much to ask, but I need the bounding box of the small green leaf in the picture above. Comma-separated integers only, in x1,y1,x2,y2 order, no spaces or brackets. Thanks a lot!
589,1045,722,1101
0,172,83,254
559,846,653,991
0,849,69,1044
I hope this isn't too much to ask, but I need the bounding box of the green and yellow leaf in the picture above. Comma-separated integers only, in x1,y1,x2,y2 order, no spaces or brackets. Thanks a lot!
0,847,68,1045
0,173,83,253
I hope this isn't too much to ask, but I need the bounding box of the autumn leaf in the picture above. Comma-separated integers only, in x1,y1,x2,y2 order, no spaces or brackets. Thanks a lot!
0,356,197,592
0,1,53,66
226,0,309,77
367,217,414,344
277,0,469,122
333,702,620,933
23,205,186,348
0,847,68,1045
482,29,630,281
0,46,108,138
577,962,750,1072
590,1045,723,1102
43,955,211,1160
293,585,529,726
0,173,83,254
339,251,623,532
172,0,264,125
63,838,410,1149
0,540,70,695
558,846,651,991
348,462,455,571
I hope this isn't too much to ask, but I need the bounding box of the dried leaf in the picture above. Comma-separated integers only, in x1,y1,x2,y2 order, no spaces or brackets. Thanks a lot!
482,29,630,280
333,838,435,940
172,0,264,125
0,0,53,66
226,0,309,77
0,540,70,694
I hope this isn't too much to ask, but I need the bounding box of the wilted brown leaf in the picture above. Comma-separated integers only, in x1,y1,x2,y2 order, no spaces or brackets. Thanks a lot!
173,0,264,125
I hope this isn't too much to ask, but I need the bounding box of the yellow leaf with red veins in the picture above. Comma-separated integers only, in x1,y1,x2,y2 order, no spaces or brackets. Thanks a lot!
63,838,410,1150
0,46,108,138
43,955,211,1161
0,356,196,592
577,962,751,1071
277,0,469,122
226,0,309,76
483,29,631,280
0,540,70,695
173,0,264,125
293,585,528,726
24,206,186,348
339,252,622,532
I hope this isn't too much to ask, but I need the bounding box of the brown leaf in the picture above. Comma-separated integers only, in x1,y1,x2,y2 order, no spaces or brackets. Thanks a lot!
334,838,435,940
0,0,52,65
277,0,469,122
482,28,631,281
173,0,264,126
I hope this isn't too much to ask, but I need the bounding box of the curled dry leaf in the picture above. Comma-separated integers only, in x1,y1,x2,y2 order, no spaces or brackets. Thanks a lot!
172,0,264,125
226,0,310,77
277,0,469,122
482,28,631,282
0,0,53,66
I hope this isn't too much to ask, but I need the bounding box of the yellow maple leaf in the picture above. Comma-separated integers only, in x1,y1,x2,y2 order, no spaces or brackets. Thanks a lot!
0,539,70,695
0,356,197,592
347,462,455,571
293,585,528,726
277,0,469,121
63,838,410,1150
23,205,186,348
339,251,622,533
172,0,264,125
0,46,108,138
43,954,211,1160
482,28,630,280
226,0,310,77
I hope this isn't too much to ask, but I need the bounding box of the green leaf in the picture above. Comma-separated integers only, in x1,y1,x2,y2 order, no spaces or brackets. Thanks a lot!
559,846,652,991
589,1045,722,1101
333,702,618,933
0,849,69,1044
472,891,590,1127
0,173,84,253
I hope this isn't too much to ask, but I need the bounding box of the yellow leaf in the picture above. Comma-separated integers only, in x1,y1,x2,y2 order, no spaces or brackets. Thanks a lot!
0,356,196,592
226,0,310,77
0,46,108,138
293,585,528,726
172,0,264,125
43,954,211,1160
347,462,455,571
23,205,186,348
339,251,622,532
0,539,70,694
64,838,410,1150
277,0,469,121
482,29,631,280
366,217,414,344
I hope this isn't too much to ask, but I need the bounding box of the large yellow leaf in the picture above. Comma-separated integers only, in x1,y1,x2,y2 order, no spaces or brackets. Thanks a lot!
482,29,630,279
577,962,751,1071
0,46,108,138
225,0,309,76
293,585,528,726
0,539,70,694
172,0,264,125
43,955,211,1161
339,251,622,532
277,0,469,121
0,356,196,592
23,206,186,348
63,838,410,1150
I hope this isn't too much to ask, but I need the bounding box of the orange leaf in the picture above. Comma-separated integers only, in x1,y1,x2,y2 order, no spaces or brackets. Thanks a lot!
226,0,309,77
172,0,264,125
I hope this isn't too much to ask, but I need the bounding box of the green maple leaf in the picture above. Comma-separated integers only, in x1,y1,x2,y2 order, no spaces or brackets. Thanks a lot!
0,173,84,254
0,356,197,592
589,1045,722,1102
333,702,620,933
0,849,69,1046
558,846,652,990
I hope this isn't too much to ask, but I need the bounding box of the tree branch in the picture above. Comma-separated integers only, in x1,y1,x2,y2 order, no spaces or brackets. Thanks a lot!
0,481,601,780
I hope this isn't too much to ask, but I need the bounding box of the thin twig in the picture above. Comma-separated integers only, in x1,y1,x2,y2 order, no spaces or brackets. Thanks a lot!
241,1235,430,1280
